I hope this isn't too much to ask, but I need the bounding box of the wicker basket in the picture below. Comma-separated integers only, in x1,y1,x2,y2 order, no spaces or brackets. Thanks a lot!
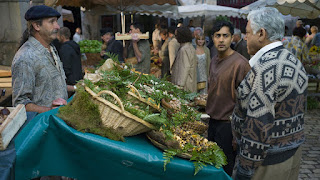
127,84,161,112
85,86,155,136
179,121,208,135
146,133,191,159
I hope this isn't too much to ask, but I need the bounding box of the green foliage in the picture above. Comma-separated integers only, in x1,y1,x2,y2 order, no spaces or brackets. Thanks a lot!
97,52,120,67
193,161,206,176
215,16,231,23
163,149,178,171
143,114,167,129
79,40,102,53
57,85,124,141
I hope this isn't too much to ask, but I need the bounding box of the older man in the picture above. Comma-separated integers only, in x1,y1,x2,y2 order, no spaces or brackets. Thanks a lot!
233,28,250,60
12,5,73,113
232,7,308,180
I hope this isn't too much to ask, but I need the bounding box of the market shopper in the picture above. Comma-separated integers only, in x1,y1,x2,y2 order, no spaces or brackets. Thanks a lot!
283,27,311,64
195,33,210,94
232,7,308,180
306,25,318,47
159,28,171,78
168,26,180,73
152,24,162,53
123,22,151,74
73,27,83,43
205,21,251,176
100,27,124,62
282,27,320,77
232,28,250,60
171,26,197,93
57,27,83,86
12,5,73,113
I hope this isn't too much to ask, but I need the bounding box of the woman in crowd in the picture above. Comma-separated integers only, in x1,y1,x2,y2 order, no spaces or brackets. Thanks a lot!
195,33,211,94
306,26,318,48
171,27,197,92
159,28,171,78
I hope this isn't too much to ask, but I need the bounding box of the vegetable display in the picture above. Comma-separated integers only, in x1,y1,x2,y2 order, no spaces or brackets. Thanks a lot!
79,40,102,53
80,59,227,175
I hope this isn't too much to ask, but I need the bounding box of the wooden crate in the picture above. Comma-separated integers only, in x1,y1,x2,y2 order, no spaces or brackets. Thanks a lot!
0,104,27,150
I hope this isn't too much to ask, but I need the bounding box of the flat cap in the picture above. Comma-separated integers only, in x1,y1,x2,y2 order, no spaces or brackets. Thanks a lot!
25,5,61,21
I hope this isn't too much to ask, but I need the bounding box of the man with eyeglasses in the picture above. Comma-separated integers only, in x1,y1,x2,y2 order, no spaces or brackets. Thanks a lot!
205,21,251,176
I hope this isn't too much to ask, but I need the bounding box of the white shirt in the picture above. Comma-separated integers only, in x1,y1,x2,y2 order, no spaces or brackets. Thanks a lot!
73,33,82,43
249,41,283,67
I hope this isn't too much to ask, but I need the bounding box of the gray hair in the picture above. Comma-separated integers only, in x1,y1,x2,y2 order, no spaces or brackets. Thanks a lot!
234,28,241,36
247,7,284,41
194,27,203,33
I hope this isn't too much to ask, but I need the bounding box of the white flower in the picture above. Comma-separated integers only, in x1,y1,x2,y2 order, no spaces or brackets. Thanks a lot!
155,90,160,93
155,82,158,85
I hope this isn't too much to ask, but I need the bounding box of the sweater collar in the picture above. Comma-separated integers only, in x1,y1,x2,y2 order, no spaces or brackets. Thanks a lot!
249,41,283,67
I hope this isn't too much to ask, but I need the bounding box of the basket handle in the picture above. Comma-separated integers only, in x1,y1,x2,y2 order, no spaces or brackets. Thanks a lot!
127,84,142,100
97,90,125,113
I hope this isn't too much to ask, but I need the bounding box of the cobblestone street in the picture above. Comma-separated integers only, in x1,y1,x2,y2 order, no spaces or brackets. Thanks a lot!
299,109,320,180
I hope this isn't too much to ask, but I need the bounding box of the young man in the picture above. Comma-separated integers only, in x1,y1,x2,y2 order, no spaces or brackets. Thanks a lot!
123,22,151,74
57,27,83,86
232,7,308,180
205,21,251,176
12,5,72,113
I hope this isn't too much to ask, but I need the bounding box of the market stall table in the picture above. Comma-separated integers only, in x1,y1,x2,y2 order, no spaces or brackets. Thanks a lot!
14,107,231,180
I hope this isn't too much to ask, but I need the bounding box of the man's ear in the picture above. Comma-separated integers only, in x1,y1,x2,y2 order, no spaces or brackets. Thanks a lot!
32,22,41,31
258,28,267,42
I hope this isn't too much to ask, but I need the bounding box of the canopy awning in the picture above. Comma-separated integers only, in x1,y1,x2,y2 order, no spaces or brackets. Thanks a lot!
56,0,177,9
241,0,320,19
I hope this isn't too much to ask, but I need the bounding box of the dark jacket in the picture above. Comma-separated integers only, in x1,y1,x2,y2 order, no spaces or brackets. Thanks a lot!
101,38,124,62
59,40,83,85
234,39,250,60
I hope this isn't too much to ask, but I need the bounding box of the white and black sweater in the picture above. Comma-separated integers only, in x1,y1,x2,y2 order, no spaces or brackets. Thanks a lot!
232,45,308,179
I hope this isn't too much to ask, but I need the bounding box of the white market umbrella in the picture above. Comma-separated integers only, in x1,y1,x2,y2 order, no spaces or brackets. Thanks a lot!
178,4,242,31
241,0,320,19
178,4,242,18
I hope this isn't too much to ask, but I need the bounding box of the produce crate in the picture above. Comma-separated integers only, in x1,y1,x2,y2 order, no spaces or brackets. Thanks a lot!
0,104,27,150
85,86,155,136
0,69,12,88
115,32,149,40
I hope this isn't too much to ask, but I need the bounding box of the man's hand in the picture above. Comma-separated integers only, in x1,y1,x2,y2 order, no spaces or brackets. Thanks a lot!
100,50,106,56
131,33,140,43
51,98,67,109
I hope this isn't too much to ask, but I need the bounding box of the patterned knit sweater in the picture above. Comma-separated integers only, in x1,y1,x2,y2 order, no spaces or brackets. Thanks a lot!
231,46,308,179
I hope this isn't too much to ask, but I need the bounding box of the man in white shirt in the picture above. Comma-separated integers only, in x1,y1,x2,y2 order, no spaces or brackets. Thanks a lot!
73,27,82,43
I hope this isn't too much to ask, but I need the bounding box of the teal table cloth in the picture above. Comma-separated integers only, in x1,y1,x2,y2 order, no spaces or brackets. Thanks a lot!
14,107,231,180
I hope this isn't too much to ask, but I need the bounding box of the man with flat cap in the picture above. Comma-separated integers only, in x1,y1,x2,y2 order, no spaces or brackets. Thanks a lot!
12,5,77,113
100,27,124,63
0,5,75,180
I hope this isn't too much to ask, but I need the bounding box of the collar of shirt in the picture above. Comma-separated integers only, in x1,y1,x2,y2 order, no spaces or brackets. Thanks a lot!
249,41,283,67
